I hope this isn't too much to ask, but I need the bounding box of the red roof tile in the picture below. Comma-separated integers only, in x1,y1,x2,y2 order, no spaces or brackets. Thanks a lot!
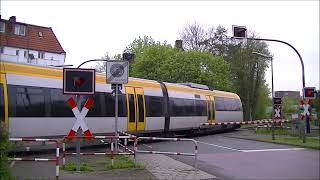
0,18,65,54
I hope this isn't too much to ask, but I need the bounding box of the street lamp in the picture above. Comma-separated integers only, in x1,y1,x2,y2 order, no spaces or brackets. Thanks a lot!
252,51,276,140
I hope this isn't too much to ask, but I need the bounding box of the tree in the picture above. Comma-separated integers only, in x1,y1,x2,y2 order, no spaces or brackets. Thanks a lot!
179,23,272,120
130,43,232,91
179,22,215,51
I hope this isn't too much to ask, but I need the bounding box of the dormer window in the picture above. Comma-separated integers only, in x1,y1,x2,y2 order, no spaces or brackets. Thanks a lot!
0,22,5,33
14,24,26,36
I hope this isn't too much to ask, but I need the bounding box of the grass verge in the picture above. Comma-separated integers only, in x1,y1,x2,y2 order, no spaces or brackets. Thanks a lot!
100,155,144,170
258,136,320,150
62,162,93,172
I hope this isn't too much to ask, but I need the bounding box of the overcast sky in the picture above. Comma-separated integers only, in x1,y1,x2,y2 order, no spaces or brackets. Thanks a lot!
1,1,319,93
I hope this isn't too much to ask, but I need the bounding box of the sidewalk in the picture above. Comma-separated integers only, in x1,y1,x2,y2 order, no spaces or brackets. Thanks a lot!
10,153,217,180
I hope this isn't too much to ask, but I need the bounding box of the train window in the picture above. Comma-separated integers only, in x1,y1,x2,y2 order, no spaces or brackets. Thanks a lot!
184,99,195,116
214,97,225,111
195,100,206,116
146,96,163,117
104,93,127,117
137,95,144,122
0,84,4,123
16,86,45,117
214,97,242,111
85,92,104,117
50,88,73,117
128,94,135,122
170,98,187,116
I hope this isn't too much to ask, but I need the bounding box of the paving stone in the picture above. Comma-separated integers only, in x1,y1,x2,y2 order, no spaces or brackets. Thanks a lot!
136,154,216,180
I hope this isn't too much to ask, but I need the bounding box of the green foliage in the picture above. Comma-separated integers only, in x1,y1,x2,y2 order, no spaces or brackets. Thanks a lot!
62,162,93,172
255,127,290,136
255,84,271,119
101,156,144,170
129,43,232,91
260,136,320,150
282,96,299,119
314,91,320,121
0,124,13,180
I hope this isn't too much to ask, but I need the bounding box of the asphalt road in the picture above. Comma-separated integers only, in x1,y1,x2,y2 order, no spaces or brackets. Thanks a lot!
139,131,320,180
9,130,320,180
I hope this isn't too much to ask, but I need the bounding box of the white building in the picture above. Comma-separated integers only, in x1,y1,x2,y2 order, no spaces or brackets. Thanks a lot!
0,16,66,66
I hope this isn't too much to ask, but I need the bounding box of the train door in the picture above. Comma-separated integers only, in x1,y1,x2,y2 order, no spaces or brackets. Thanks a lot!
125,87,146,132
0,72,8,129
205,95,215,123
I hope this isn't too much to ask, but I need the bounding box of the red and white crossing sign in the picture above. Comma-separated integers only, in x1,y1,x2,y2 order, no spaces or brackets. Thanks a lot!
300,99,312,121
274,105,282,119
67,97,93,140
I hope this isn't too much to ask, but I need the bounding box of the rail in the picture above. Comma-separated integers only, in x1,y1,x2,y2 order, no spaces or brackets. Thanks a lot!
8,138,60,180
62,135,137,168
134,137,198,168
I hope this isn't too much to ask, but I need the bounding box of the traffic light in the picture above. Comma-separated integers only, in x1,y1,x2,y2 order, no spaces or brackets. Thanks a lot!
273,97,282,105
63,68,96,95
303,87,316,99
232,25,247,38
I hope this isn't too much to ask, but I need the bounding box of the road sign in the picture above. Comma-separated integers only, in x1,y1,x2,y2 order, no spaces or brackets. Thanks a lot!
66,97,93,140
303,87,316,99
106,61,128,84
63,68,95,95
274,104,282,119
300,99,312,121
232,25,247,38
273,97,282,105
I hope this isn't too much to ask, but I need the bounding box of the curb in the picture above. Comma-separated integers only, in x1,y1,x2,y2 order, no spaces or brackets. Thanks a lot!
223,135,320,150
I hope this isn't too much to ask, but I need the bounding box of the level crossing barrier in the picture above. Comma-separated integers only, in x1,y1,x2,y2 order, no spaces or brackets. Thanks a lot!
62,135,137,168
8,138,60,180
134,137,198,168
200,119,290,126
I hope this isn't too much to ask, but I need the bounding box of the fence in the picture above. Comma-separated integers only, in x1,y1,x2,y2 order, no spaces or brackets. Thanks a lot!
200,119,290,126
134,137,198,168
8,138,60,180
62,135,137,168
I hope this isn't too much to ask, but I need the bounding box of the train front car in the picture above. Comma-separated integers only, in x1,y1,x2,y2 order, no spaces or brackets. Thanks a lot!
163,82,243,134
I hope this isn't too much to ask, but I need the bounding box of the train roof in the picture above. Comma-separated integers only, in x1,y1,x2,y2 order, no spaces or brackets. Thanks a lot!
0,61,240,99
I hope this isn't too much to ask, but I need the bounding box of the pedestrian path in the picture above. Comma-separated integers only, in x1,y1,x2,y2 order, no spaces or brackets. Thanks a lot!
137,154,216,180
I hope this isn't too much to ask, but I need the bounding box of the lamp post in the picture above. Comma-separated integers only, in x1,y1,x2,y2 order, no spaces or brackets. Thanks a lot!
252,52,275,140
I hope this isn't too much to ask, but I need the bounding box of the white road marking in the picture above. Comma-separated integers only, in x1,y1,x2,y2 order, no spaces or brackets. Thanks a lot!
196,141,242,152
10,161,16,167
241,148,305,152
142,144,153,149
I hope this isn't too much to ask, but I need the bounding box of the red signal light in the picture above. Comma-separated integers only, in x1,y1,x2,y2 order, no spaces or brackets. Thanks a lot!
74,77,85,87
303,87,316,99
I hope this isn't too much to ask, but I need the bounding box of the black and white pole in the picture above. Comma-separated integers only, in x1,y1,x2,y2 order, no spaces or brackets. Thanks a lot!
115,84,119,152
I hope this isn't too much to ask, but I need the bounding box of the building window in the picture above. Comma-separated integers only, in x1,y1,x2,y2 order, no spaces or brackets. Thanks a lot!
24,51,27,58
38,31,43,37
16,50,19,56
0,47,4,54
38,51,45,59
0,21,5,33
14,24,26,36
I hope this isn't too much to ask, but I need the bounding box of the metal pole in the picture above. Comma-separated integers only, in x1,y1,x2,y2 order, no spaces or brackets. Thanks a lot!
76,95,81,173
271,57,275,140
237,37,308,136
115,84,119,152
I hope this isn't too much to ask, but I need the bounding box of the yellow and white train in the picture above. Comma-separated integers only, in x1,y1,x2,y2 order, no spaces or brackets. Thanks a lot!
0,61,243,138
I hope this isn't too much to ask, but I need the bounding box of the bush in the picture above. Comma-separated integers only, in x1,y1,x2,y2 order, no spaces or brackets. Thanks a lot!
0,123,12,179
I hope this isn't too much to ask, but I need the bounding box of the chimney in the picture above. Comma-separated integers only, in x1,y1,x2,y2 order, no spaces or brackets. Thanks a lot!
9,16,16,22
175,40,183,50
